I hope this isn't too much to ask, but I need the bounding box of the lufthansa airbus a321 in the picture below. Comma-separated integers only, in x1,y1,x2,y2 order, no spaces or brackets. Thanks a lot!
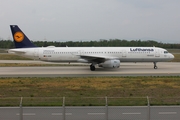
8,25,174,71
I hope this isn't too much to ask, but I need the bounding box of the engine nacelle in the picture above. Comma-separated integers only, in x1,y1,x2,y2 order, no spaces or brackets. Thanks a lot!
98,59,120,68
77,59,88,63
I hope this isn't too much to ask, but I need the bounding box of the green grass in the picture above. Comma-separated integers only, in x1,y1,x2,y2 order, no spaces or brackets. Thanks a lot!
0,76,180,106
0,49,7,53
168,49,180,53
0,53,31,60
172,54,180,62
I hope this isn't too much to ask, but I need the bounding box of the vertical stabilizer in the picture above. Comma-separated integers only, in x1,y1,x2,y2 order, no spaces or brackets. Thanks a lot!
10,25,36,48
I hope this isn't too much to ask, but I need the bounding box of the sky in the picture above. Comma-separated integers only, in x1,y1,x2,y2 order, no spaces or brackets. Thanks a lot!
0,0,180,43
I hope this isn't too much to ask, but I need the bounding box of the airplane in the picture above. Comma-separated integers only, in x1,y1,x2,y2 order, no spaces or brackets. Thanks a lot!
8,25,174,71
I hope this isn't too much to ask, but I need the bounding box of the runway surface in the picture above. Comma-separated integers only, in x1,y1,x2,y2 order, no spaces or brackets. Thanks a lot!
0,106,180,120
0,61,179,77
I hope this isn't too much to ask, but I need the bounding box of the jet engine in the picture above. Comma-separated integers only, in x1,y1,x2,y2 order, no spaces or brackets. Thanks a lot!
98,59,120,68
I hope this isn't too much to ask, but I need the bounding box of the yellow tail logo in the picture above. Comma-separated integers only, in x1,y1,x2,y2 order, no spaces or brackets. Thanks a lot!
14,32,24,42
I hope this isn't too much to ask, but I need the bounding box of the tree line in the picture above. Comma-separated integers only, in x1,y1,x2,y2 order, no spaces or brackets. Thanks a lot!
0,39,179,49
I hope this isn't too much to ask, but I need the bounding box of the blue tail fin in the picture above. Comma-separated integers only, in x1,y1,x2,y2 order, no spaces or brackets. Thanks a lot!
10,25,36,48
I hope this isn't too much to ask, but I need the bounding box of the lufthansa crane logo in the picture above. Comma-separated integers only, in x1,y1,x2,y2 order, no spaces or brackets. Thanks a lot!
14,32,24,42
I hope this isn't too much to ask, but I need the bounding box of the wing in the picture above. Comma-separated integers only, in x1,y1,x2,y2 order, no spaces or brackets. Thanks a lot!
78,54,119,63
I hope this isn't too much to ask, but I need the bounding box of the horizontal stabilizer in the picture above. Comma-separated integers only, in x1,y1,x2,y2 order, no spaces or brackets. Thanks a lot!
8,49,26,54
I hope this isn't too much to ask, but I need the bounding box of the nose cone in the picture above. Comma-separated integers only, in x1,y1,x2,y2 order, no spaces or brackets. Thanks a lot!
170,54,174,59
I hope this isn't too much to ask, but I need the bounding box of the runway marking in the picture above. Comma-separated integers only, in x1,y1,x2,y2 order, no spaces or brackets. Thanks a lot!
51,113,72,116
16,113,36,116
159,112,177,115
122,113,141,115
52,113,62,115
88,113,105,115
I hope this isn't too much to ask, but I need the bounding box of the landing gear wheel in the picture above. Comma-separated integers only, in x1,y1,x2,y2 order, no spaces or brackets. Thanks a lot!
90,64,95,71
154,66,158,69
153,62,158,69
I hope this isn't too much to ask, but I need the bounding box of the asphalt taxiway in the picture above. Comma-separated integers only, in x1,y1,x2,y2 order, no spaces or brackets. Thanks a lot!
1,106,180,120
0,61,179,77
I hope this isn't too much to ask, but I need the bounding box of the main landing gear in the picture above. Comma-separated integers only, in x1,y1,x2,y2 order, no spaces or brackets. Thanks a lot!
153,62,158,69
90,64,96,71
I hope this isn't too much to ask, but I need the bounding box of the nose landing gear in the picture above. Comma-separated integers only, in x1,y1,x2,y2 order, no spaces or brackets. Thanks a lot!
153,62,158,69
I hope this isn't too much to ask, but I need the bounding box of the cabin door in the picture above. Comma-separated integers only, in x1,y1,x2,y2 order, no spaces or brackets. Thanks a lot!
155,49,160,57
122,50,127,57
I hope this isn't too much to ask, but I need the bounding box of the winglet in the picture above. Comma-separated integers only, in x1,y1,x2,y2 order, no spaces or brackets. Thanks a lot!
10,25,36,48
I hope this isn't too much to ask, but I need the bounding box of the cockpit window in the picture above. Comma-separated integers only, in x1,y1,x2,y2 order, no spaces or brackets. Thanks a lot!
164,51,169,54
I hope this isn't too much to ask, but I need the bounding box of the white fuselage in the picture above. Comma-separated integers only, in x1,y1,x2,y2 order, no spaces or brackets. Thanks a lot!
9,47,174,63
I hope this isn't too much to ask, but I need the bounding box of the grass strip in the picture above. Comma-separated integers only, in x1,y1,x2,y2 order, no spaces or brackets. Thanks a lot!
0,76,180,106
